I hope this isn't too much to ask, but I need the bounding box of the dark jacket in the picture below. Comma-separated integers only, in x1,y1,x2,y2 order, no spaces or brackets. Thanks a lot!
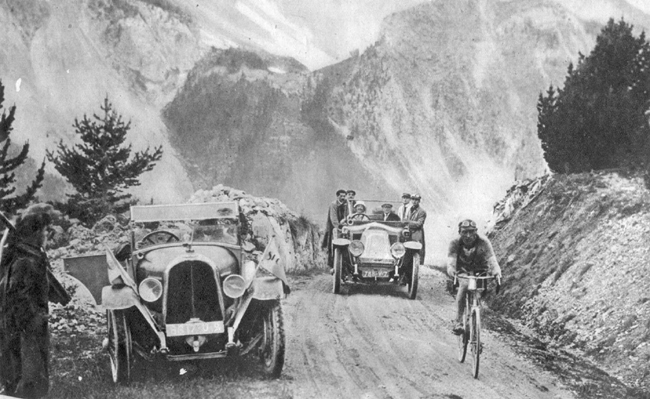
407,205,426,263
0,242,54,398
382,212,400,222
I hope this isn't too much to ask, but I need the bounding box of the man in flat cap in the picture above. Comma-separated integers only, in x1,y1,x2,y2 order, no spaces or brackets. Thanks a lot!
0,203,69,398
345,190,357,217
323,190,348,269
406,195,426,265
397,193,412,221
381,204,400,222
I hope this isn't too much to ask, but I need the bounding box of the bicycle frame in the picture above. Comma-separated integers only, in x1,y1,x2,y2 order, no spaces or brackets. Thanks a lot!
455,273,499,379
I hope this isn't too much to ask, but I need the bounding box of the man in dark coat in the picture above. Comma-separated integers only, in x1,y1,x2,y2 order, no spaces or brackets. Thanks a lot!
407,195,426,264
381,204,400,222
0,204,69,398
323,189,348,268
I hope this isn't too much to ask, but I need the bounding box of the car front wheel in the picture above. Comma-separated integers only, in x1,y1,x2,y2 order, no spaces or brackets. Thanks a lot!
107,309,132,384
408,253,420,300
259,300,286,378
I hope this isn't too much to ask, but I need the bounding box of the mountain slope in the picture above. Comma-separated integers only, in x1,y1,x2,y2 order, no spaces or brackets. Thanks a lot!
488,171,650,393
163,0,626,259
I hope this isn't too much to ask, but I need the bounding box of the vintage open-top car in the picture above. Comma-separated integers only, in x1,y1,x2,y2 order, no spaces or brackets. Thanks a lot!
331,200,422,299
70,202,289,383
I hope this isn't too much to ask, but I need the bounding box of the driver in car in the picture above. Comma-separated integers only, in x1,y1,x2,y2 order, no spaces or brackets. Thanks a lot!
346,201,368,223
447,219,502,335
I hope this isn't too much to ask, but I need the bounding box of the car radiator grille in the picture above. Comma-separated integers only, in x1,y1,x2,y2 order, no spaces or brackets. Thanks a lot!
166,261,223,324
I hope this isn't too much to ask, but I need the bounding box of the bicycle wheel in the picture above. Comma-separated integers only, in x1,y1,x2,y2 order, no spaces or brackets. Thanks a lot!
471,308,481,378
457,307,469,362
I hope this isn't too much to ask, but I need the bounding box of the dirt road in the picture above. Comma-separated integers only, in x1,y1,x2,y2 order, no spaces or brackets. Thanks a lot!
281,269,573,399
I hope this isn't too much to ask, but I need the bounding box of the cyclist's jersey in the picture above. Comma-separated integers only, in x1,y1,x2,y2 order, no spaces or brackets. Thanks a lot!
448,236,497,273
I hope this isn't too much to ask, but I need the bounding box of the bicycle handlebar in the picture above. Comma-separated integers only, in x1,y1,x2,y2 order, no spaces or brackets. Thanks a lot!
453,274,502,292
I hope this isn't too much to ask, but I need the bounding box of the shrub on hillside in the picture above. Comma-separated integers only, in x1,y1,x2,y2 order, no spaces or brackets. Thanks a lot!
46,98,162,226
537,19,650,173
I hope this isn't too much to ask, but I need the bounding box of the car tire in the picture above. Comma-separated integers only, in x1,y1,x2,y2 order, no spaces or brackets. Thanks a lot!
259,300,286,378
107,309,132,385
333,248,342,294
408,253,420,300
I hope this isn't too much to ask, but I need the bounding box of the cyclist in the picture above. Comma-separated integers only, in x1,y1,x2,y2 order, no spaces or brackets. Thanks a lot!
447,219,502,334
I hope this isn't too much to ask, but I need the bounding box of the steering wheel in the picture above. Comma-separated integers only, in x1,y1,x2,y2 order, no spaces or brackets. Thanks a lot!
139,230,180,246
348,214,370,223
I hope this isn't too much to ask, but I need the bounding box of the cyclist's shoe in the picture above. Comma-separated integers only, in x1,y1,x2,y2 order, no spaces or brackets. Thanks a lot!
452,322,464,335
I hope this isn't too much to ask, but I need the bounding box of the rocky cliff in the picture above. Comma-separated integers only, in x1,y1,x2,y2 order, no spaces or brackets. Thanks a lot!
488,171,650,391
162,0,616,260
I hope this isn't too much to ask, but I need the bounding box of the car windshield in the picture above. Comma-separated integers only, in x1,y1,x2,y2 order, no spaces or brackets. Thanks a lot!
131,202,240,246
345,199,404,223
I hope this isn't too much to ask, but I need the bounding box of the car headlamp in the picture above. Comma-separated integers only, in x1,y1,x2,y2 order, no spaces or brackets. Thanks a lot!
223,274,246,299
390,242,406,259
139,277,163,302
349,240,364,257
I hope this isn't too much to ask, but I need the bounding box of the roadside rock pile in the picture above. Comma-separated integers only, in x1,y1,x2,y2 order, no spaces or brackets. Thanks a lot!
188,184,324,272
488,170,650,392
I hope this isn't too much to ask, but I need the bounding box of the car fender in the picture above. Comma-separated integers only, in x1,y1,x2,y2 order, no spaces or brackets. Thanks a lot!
102,285,140,310
404,241,423,251
251,276,286,301
332,238,350,247
101,285,168,350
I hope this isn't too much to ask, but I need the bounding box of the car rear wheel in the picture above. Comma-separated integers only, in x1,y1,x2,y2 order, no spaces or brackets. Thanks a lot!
408,253,420,300
107,309,132,384
333,248,342,294
259,301,285,378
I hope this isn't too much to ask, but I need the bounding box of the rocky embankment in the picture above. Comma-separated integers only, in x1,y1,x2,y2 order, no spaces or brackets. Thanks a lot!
487,170,650,392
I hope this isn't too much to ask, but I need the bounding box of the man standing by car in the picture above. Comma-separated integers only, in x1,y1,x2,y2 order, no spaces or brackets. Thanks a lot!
397,193,412,221
0,204,70,398
346,190,357,216
324,189,348,268
447,219,502,334
406,195,426,264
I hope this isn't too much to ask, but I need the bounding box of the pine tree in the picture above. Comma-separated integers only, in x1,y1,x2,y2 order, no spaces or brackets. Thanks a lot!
0,80,45,214
46,97,162,225
537,19,650,173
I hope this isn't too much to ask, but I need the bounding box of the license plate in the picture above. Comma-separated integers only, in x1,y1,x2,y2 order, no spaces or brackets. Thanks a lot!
362,269,389,278
166,321,224,337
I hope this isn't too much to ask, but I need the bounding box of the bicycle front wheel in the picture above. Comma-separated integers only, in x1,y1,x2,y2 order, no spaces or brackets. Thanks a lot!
457,309,469,363
471,308,481,378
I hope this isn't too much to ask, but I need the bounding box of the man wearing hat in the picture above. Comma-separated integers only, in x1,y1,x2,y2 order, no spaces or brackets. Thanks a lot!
0,203,70,398
323,190,349,268
381,203,400,222
406,194,426,265
397,193,412,221
345,190,357,216
447,219,502,334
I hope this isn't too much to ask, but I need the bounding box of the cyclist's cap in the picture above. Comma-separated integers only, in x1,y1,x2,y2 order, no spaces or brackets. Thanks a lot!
346,189,356,195
459,219,478,231
401,193,411,199
411,194,422,201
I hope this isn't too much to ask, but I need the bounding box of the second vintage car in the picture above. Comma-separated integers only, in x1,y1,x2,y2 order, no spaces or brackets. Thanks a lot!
331,200,422,299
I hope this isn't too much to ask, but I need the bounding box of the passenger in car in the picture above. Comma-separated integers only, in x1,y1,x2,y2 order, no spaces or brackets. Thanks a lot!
381,204,400,222
407,194,426,264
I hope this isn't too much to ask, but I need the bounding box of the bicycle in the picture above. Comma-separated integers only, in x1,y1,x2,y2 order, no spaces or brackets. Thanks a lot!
455,272,500,379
